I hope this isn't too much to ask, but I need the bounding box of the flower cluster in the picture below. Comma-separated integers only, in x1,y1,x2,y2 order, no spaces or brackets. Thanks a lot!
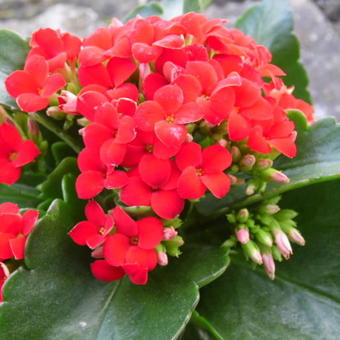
0,203,39,300
5,12,314,285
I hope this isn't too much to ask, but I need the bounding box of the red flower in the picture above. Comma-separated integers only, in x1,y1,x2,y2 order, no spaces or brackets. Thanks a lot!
0,262,9,302
176,142,232,200
5,55,66,112
0,203,39,260
0,123,40,184
69,200,114,249
91,260,125,282
104,207,163,284
29,28,81,71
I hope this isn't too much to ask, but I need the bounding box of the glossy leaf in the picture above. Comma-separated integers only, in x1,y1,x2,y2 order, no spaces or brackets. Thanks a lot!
235,0,311,102
124,2,164,21
161,0,212,19
197,179,340,339
0,183,40,208
196,117,340,215
0,175,229,339
0,30,29,107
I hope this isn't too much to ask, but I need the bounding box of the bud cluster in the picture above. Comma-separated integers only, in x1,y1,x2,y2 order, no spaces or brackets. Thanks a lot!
226,196,305,279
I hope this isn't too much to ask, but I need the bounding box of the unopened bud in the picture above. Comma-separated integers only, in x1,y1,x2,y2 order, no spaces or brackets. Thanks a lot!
230,164,239,174
91,247,104,258
237,208,249,222
263,168,290,183
262,253,276,280
236,228,250,244
186,133,193,142
255,229,273,247
27,118,40,139
242,241,263,264
229,174,238,185
231,146,241,162
246,183,256,196
58,90,77,114
259,204,280,215
46,106,66,120
163,227,178,241
240,154,256,171
227,213,236,224
256,158,273,170
272,246,283,262
218,139,228,147
157,252,168,266
273,228,293,259
287,228,305,246
275,209,298,221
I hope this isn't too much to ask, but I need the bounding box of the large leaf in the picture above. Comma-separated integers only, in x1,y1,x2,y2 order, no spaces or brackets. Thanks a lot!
0,176,229,339
0,183,40,208
197,179,340,339
196,117,340,215
235,0,311,103
161,0,212,19
124,2,164,21
0,30,29,107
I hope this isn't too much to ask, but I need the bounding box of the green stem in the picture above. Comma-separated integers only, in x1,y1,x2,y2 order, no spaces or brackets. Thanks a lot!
189,311,224,340
31,112,82,153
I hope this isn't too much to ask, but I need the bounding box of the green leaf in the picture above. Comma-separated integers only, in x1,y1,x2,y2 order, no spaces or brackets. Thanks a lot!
39,157,78,200
0,179,229,339
124,2,164,22
196,117,340,215
0,183,40,208
161,0,212,19
197,179,340,339
0,30,29,107
235,0,311,103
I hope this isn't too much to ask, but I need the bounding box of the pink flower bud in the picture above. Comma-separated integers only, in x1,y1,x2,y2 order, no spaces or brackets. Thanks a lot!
256,158,273,169
273,229,292,259
262,253,276,280
229,174,238,185
58,90,77,114
186,133,193,143
240,154,256,170
266,204,280,214
218,139,227,147
271,171,290,183
163,227,178,241
236,229,250,244
27,118,40,139
91,247,104,259
46,106,65,120
157,252,168,266
288,228,305,246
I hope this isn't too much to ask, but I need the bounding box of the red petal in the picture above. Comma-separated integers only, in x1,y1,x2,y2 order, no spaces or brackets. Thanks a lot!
12,140,40,167
201,172,231,199
69,221,98,245
107,57,137,87
154,121,187,148
115,116,136,144
153,35,184,49
209,87,235,119
22,209,39,235
77,91,108,121
0,203,19,214
100,140,126,166
91,260,125,281
137,216,163,249
0,233,15,260
123,264,148,285
5,70,38,98
78,64,112,88
76,171,104,199
153,138,179,159
41,73,66,97
134,101,165,131
132,43,161,63
0,123,23,150
113,207,138,237
151,190,184,219
30,28,63,58
9,236,26,260
120,176,151,206
269,138,297,158
138,154,171,188
0,213,22,234
175,102,205,124
143,73,168,100
17,94,49,112
79,46,106,66
125,246,158,270
77,147,103,172
24,55,48,86
104,234,130,266
173,74,202,102
108,83,139,101
202,144,232,173
186,61,218,95
175,142,202,171
214,54,243,77
105,170,128,189
240,97,273,120
228,111,250,141
85,200,106,226
234,78,261,108
247,126,272,154
82,123,112,149
0,161,21,184
116,98,137,116
87,234,106,249
177,166,206,200
154,84,184,114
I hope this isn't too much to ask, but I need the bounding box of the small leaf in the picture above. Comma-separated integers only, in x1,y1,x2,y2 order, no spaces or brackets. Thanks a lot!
0,30,29,107
161,0,212,19
196,118,340,215
197,179,340,339
235,0,311,102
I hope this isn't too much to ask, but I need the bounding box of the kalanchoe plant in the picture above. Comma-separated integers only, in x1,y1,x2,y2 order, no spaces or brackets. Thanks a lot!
0,0,339,339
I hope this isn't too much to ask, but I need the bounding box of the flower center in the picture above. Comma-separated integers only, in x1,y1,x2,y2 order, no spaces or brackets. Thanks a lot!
9,152,18,162
145,144,153,153
99,227,106,235
196,168,203,176
166,116,175,124
130,236,138,245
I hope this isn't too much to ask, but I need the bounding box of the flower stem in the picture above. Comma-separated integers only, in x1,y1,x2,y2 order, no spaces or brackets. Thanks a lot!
31,112,82,153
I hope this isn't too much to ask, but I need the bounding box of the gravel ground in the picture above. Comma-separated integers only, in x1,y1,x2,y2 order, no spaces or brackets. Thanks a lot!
0,0,339,119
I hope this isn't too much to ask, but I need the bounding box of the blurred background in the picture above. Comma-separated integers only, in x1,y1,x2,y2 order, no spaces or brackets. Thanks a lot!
0,0,339,119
